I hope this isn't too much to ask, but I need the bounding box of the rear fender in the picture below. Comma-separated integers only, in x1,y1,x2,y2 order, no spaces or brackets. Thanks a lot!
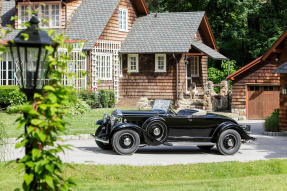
212,121,251,141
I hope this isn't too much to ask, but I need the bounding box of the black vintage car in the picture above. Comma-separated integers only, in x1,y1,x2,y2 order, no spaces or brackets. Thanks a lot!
93,100,255,155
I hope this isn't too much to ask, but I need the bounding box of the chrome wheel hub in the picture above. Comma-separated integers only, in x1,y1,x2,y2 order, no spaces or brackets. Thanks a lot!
123,137,132,146
227,139,234,147
153,127,161,136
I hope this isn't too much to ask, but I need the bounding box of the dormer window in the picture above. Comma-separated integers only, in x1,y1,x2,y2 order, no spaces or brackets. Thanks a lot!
18,3,61,29
119,8,128,32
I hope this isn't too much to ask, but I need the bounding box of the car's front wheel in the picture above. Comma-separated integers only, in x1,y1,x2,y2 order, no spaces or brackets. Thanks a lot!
216,129,241,155
112,129,140,155
96,141,112,150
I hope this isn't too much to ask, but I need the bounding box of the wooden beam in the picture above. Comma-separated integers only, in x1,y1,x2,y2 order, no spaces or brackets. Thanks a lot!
273,49,283,54
203,14,218,51
262,31,287,61
184,53,205,56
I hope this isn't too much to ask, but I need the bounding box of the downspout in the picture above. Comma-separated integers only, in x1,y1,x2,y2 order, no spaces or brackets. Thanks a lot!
173,54,179,105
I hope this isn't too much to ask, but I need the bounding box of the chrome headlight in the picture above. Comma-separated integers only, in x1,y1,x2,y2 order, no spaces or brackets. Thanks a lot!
111,115,116,126
103,114,109,124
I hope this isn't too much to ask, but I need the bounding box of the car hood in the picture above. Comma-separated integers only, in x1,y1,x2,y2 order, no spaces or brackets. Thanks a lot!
112,109,166,117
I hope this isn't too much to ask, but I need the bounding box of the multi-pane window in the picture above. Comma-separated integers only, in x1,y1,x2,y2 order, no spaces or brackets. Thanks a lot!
18,3,61,29
94,53,113,80
186,56,200,92
155,54,166,72
0,51,17,86
128,54,139,72
119,8,128,32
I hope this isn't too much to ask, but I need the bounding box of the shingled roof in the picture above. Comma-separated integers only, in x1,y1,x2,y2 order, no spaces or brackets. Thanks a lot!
273,61,287,74
66,0,120,49
120,12,227,60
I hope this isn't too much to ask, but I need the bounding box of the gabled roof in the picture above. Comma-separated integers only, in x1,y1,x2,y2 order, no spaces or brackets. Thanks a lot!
120,12,227,60
273,61,287,74
226,56,262,80
66,0,120,49
226,30,287,80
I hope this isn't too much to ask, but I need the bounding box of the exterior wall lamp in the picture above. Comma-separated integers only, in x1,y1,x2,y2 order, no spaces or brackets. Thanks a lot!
282,85,287,95
8,14,57,100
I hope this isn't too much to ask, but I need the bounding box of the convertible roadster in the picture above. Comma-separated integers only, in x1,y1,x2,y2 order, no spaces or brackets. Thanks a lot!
93,100,255,155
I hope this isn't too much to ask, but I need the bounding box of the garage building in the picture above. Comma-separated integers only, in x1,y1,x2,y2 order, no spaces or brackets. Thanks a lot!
227,31,287,120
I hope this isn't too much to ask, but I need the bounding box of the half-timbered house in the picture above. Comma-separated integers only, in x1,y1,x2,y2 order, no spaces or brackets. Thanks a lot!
1,0,226,107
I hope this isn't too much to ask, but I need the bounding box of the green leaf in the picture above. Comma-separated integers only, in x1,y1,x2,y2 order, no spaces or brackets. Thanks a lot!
44,85,56,92
15,139,27,149
36,131,47,142
45,175,54,189
21,33,29,41
32,148,41,160
24,173,34,185
31,119,43,126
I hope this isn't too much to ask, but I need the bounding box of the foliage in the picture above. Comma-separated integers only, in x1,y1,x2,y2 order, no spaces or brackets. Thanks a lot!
10,33,76,190
98,89,115,108
146,0,287,66
265,109,280,132
0,121,7,161
0,86,26,109
78,90,100,108
2,159,287,190
208,60,238,92
67,99,91,116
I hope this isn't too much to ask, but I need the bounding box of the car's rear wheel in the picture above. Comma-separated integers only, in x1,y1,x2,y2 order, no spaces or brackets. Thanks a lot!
217,129,241,155
112,129,140,155
197,145,214,150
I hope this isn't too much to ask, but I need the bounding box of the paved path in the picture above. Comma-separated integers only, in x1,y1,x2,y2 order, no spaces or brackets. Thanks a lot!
3,120,287,166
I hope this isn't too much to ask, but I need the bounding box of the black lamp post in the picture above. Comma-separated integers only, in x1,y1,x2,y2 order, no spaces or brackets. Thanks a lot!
9,14,56,100
8,15,57,166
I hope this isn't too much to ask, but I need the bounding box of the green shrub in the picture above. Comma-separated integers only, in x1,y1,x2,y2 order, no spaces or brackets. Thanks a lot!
67,99,91,116
98,89,115,108
265,109,280,132
78,90,100,108
0,86,27,109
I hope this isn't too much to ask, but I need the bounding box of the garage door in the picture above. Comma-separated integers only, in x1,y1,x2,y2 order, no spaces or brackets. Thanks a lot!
247,85,280,119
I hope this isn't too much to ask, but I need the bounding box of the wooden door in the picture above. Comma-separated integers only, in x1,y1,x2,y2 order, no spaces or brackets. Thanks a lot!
247,85,280,119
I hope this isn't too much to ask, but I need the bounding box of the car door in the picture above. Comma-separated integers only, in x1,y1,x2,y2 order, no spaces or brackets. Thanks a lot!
165,115,190,137
187,115,214,137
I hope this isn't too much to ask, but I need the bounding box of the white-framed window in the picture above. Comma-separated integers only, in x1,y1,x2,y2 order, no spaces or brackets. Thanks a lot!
190,56,200,77
128,54,139,73
155,54,166,72
18,3,61,29
119,8,128,32
94,53,113,80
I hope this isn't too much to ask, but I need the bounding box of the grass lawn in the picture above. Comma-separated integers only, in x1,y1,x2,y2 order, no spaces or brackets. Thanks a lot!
0,108,118,138
1,159,287,190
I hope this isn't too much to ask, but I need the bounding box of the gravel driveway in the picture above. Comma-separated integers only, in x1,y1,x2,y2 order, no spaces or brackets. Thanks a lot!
3,120,287,166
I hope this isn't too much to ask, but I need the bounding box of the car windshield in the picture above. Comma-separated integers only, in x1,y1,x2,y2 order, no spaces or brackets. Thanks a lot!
152,100,171,113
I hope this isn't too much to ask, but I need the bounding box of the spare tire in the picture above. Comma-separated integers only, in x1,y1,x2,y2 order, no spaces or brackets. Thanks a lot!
145,120,168,144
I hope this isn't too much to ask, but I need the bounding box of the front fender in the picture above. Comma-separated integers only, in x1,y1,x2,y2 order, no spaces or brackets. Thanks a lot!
111,123,146,136
212,121,252,141
96,119,104,125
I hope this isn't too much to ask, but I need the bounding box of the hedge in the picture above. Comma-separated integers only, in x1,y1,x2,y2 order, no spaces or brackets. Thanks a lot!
0,86,27,109
79,89,115,108
265,109,280,132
